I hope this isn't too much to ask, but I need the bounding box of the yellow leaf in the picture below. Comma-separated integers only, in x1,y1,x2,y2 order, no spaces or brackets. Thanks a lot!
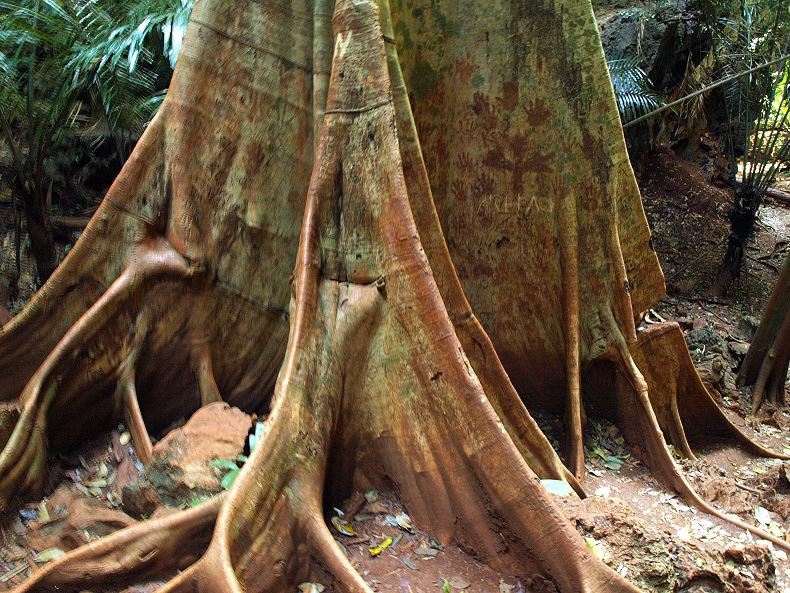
331,516,358,537
369,536,393,557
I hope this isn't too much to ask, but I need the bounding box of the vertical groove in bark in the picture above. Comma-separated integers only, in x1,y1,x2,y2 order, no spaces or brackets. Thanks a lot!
559,189,585,479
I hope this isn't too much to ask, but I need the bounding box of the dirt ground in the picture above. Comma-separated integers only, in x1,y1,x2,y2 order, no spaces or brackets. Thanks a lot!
0,144,788,592
639,138,788,310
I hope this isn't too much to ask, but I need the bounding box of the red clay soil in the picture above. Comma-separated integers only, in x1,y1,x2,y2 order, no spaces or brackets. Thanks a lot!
1,402,787,592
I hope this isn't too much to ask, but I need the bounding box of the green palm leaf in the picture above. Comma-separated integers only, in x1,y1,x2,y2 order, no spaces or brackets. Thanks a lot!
607,57,666,124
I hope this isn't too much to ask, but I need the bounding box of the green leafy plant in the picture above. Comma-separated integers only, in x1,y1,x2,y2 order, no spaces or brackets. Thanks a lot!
0,0,193,285
607,56,666,125
209,421,264,490
707,0,790,295
622,0,790,294
209,456,248,490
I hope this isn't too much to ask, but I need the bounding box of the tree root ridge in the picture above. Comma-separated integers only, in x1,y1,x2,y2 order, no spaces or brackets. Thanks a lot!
558,187,585,480
0,238,194,507
749,317,789,412
606,325,790,551
10,495,222,593
738,255,789,413
631,322,788,462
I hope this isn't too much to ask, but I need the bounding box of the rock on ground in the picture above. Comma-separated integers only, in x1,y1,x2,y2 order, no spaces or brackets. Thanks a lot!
122,402,251,516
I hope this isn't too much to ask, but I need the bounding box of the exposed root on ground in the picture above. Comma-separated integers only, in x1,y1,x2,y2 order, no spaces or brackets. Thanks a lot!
11,495,222,592
632,323,788,461
595,325,790,550
0,237,196,504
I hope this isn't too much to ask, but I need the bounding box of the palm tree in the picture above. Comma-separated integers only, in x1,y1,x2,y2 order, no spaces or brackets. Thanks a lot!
708,0,790,295
0,0,193,285
608,56,666,126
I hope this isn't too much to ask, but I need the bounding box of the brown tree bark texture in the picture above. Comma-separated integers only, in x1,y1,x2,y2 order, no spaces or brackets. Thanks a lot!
0,0,788,591
737,254,790,411
387,0,788,497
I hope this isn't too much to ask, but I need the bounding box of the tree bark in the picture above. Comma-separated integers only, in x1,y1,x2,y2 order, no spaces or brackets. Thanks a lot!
387,0,787,484
19,187,58,284
389,0,663,458
1,0,789,591
737,254,790,411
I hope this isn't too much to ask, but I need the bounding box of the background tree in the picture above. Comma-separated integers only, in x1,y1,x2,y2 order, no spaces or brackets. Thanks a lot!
707,0,789,295
737,254,789,410
0,0,192,286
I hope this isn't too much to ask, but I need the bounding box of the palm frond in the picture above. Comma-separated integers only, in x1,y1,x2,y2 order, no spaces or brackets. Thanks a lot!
0,0,194,142
607,57,666,124
0,0,195,199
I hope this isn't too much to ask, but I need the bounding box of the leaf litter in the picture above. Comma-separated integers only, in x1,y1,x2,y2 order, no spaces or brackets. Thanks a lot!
327,489,515,593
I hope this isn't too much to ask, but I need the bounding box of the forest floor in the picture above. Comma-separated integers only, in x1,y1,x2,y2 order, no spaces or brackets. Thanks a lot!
0,143,788,593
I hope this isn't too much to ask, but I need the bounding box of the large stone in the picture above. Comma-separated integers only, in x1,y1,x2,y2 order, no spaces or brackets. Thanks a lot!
596,0,694,91
122,403,251,512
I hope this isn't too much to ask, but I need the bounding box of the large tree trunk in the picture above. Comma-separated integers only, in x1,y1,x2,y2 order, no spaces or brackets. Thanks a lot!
0,0,788,591
737,254,790,411
387,0,787,481
389,0,664,477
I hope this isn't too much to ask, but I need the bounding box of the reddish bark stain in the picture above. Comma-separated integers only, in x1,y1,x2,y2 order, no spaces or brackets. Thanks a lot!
525,98,552,126
501,81,519,111
244,142,267,177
